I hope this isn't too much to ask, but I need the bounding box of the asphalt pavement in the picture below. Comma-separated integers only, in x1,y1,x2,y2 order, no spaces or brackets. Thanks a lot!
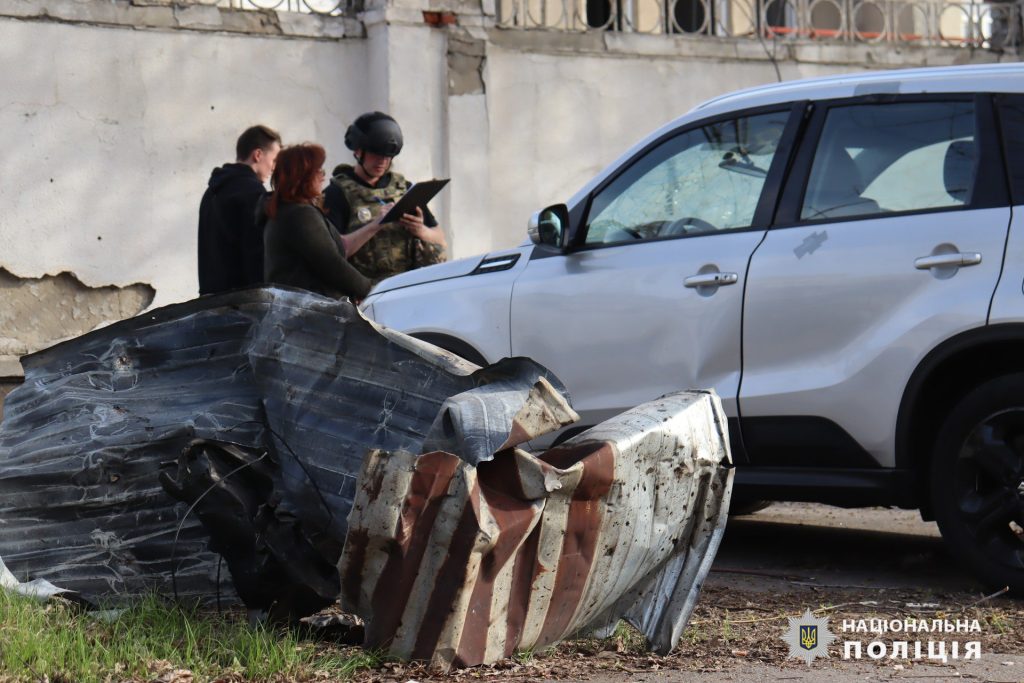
559,503,1023,683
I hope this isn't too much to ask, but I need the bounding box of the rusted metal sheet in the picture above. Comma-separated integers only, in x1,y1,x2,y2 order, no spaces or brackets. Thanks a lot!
0,285,731,665
0,287,566,605
340,390,733,668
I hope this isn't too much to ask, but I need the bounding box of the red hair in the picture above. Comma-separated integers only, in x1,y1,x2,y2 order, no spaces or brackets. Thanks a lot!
266,143,326,218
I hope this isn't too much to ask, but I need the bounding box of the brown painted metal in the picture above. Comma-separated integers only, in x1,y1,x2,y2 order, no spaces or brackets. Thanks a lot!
340,390,733,668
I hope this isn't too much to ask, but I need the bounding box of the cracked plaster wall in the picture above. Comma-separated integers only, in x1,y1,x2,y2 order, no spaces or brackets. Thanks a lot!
0,268,155,377
0,265,152,419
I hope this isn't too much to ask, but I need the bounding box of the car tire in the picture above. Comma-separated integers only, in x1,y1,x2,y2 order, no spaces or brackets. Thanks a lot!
930,373,1024,594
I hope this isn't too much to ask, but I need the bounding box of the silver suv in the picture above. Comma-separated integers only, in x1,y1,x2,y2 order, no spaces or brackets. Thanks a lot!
362,63,1024,593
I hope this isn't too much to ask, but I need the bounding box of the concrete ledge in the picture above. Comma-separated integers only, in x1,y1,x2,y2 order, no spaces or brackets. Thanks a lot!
0,359,23,379
0,0,363,39
488,25,1015,67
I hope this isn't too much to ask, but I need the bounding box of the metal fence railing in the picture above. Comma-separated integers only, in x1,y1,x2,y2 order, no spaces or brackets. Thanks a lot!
216,0,355,16
211,0,1023,49
496,0,1023,49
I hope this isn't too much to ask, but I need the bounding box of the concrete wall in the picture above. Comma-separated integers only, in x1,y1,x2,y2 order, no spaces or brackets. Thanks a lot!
0,0,373,375
0,2,369,309
0,0,1016,379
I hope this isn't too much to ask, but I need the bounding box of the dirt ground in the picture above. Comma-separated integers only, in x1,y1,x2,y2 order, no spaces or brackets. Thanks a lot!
352,503,1024,683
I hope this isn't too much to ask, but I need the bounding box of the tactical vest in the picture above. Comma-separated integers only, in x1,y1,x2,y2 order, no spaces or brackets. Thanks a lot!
329,165,445,282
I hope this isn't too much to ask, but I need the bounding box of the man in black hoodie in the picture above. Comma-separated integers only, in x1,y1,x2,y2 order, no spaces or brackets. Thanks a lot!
198,125,282,295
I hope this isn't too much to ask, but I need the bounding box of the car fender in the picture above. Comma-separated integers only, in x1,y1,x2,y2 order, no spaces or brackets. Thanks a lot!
896,323,1024,516
364,247,534,364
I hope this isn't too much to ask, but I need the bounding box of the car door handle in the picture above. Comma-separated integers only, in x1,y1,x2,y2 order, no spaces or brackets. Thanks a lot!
914,252,982,270
684,272,739,288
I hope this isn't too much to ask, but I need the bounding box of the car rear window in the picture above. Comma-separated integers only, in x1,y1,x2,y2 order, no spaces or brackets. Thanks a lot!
800,101,976,222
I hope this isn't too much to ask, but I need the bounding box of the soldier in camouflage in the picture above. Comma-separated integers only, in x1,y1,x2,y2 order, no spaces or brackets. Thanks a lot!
323,112,447,283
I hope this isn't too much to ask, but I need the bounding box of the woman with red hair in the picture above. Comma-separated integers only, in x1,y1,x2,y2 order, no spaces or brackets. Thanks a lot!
263,143,387,300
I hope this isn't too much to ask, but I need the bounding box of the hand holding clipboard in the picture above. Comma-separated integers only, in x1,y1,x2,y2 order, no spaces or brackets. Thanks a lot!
379,178,450,224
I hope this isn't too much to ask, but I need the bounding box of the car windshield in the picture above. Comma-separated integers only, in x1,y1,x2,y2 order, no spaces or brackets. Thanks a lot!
584,111,789,244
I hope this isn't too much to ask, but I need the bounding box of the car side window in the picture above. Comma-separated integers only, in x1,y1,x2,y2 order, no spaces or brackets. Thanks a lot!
996,95,1024,206
800,101,977,222
583,111,789,245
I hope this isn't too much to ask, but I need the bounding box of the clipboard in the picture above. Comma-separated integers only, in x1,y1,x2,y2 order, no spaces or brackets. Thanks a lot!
379,178,450,224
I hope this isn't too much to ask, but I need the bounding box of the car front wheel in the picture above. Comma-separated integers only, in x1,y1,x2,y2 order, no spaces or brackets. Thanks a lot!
930,373,1024,594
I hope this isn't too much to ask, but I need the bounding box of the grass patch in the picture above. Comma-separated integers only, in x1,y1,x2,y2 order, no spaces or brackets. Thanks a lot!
612,621,648,654
0,590,377,683
982,609,1012,635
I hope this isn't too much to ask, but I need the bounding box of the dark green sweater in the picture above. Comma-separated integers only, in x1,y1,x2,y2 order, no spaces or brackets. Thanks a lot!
262,202,372,299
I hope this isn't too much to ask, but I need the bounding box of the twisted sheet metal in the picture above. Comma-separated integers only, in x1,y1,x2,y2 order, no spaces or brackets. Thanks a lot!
0,287,566,602
0,285,732,666
340,390,733,668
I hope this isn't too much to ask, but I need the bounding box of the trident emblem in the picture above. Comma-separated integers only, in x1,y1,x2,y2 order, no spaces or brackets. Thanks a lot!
800,625,818,650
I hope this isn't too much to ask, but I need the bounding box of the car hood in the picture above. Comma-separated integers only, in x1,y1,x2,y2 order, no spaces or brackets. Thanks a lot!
368,246,533,295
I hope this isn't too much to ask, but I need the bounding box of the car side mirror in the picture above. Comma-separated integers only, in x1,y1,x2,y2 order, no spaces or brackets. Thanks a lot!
528,204,569,248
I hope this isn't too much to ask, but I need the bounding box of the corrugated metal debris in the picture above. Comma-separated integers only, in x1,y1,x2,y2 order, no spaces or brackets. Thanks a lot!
340,390,733,668
0,285,733,666
0,287,566,610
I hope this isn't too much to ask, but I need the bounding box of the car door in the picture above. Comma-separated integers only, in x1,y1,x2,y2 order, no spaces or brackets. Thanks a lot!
988,93,1024,325
509,106,801,432
740,95,1012,469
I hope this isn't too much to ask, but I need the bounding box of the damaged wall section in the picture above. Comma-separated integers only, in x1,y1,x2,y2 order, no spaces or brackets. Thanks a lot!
0,268,154,421
0,267,154,377
448,32,486,96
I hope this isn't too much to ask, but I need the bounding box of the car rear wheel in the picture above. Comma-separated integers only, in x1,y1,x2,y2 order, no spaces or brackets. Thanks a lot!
930,373,1024,594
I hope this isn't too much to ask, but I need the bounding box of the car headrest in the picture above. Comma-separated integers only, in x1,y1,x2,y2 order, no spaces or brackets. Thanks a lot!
943,139,976,203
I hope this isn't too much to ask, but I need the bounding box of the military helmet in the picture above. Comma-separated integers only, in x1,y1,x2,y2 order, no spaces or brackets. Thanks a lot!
345,112,404,157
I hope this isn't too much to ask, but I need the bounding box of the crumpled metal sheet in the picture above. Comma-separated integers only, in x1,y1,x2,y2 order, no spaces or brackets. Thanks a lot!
339,390,733,668
156,377,579,621
0,554,78,603
0,287,567,603
423,373,580,466
0,285,733,668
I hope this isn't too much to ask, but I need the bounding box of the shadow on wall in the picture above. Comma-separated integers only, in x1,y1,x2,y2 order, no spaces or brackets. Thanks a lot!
0,267,155,379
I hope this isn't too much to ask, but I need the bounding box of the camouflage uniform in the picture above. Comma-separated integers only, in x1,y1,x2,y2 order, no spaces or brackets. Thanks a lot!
328,164,446,282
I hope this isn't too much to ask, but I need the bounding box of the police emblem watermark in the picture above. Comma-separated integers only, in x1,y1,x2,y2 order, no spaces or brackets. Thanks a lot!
839,617,983,662
783,609,836,664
